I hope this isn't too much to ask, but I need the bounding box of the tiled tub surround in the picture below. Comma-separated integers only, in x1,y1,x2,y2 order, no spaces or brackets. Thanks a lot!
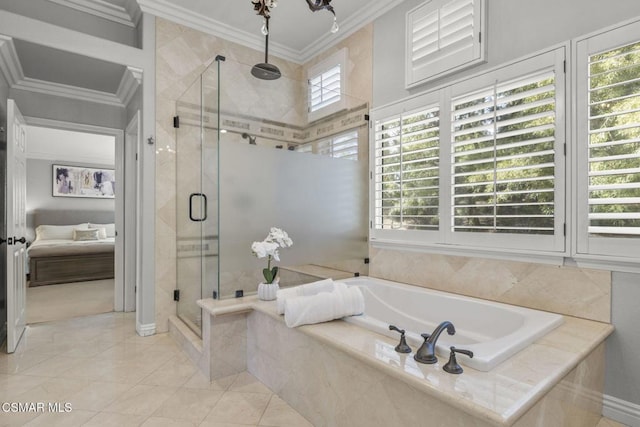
370,248,612,323
198,292,613,426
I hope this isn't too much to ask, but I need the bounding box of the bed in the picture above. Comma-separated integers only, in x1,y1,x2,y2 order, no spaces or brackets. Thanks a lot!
27,210,115,287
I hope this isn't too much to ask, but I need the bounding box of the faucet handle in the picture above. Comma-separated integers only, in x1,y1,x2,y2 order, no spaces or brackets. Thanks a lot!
443,346,474,374
420,333,431,341
388,325,412,354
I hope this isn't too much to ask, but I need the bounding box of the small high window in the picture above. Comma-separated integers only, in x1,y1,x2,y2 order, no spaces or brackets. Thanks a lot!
308,48,348,121
406,0,486,88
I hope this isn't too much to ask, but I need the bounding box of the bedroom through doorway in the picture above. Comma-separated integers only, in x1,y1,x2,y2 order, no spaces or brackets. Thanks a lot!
25,125,118,324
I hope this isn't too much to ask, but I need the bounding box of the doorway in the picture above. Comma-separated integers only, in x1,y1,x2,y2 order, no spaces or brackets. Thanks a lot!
23,124,120,324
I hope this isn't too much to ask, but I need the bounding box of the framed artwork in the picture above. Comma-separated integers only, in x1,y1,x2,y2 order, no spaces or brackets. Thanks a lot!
53,164,115,199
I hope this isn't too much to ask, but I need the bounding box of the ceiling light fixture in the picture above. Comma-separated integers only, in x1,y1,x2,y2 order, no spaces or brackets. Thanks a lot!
250,0,338,80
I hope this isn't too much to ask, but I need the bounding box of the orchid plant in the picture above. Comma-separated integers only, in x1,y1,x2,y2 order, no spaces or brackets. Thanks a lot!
251,227,293,284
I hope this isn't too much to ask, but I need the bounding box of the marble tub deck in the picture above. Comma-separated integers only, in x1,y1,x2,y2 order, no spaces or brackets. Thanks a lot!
198,295,614,427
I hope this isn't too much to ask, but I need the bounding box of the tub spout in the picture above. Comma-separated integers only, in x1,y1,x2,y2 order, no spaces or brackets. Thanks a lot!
414,321,455,364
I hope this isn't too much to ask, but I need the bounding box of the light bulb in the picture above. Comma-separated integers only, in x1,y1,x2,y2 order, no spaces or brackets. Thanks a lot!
261,19,269,36
331,17,339,34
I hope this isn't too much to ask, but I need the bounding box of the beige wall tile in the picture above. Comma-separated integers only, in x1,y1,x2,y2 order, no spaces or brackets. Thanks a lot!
369,247,612,322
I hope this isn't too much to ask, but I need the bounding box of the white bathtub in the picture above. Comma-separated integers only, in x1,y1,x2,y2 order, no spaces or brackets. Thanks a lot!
342,277,563,371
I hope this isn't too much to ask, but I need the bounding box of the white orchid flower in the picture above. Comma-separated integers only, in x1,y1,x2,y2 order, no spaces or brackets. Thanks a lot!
267,227,293,248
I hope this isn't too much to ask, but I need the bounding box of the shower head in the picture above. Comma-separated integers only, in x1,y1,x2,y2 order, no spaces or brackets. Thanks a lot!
251,63,281,80
252,15,281,80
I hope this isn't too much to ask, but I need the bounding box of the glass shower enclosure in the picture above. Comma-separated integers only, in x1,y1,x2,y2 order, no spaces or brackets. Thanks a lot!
175,59,220,334
175,56,369,337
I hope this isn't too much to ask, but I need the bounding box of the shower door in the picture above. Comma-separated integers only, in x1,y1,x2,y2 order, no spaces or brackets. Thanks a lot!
175,60,220,336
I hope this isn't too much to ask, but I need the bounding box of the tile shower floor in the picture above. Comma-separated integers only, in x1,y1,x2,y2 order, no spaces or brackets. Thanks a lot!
0,312,312,426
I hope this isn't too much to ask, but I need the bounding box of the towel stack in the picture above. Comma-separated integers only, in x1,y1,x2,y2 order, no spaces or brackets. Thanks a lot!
276,279,365,328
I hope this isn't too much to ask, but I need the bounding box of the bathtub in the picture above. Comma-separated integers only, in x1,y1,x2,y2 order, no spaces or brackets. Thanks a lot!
342,276,563,371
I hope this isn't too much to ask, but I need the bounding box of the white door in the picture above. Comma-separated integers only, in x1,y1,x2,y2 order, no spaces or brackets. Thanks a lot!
124,111,140,312
6,99,27,353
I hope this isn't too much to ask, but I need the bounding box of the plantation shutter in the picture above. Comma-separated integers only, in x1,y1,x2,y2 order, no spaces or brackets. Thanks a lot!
451,70,557,235
309,64,341,112
587,41,640,237
374,108,440,230
300,131,358,159
406,0,484,87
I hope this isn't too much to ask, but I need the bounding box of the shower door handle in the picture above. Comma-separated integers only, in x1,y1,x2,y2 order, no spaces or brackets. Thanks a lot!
189,193,208,222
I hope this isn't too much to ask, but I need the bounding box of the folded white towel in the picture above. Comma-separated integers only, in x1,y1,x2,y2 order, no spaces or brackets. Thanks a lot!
276,278,335,315
284,282,365,328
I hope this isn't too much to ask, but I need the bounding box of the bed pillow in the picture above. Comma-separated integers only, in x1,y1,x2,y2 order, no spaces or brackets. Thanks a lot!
95,227,108,240
89,223,115,238
73,228,101,241
35,224,89,240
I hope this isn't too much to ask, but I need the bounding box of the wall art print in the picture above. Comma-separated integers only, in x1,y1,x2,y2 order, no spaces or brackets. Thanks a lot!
53,164,115,199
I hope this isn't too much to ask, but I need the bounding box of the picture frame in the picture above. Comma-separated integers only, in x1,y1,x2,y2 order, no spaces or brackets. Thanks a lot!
52,164,115,199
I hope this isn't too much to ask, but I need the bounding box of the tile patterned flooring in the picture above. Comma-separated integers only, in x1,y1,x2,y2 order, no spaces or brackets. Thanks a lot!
0,311,629,427
0,313,312,426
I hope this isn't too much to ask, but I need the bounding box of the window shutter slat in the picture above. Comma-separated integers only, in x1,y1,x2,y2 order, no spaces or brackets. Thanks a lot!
451,70,557,235
374,107,440,230
587,40,640,237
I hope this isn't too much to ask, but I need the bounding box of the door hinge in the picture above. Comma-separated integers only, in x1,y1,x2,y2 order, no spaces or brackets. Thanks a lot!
173,289,180,301
563,223,566,236
135,153,138,161
564,143,567,156
479,31,482,44
563,60,566,73
173,116,180,129
364,114,370,121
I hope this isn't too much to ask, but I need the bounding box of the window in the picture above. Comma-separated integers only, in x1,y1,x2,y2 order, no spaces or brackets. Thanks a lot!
317,131,359,160
296,130,359,160
451,71,557,236
373,104,441,236
371,48,565,253
308,48,348,121
406,0,486,88
576,22,640,260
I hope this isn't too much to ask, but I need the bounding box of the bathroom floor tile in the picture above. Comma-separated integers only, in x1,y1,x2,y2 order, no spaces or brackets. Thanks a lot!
203,391,271,425
150,387,223,424
81,411,147,427
227,372,273,395
103,384,178,416
0,313,312,427
258,395,313,427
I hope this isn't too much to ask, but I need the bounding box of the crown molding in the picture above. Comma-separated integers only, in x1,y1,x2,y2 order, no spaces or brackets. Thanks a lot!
0,36,25,86
117,66,143,106
1,35,131,107
298,0,406,63
138,0,405,64
138,0,299,63
46,0,140,27
13,77,123,107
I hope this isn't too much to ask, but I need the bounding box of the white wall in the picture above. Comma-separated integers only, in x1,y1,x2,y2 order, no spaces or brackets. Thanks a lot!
0,0,139,48
372,0,640,413
26,126,116,213
373,0,640,107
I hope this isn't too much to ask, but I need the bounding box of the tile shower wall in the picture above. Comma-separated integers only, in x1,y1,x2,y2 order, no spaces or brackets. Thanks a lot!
156,18,375,331
369,247,611,322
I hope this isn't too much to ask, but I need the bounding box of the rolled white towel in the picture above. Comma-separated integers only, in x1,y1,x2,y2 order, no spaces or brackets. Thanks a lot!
276,278,335,315
284,283,364,328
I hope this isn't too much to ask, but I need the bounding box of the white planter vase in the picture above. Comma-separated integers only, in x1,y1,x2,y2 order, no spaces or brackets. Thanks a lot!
257,282,279,301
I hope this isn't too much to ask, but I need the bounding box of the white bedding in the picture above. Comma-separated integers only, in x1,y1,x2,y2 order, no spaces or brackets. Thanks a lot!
27,237,115,257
